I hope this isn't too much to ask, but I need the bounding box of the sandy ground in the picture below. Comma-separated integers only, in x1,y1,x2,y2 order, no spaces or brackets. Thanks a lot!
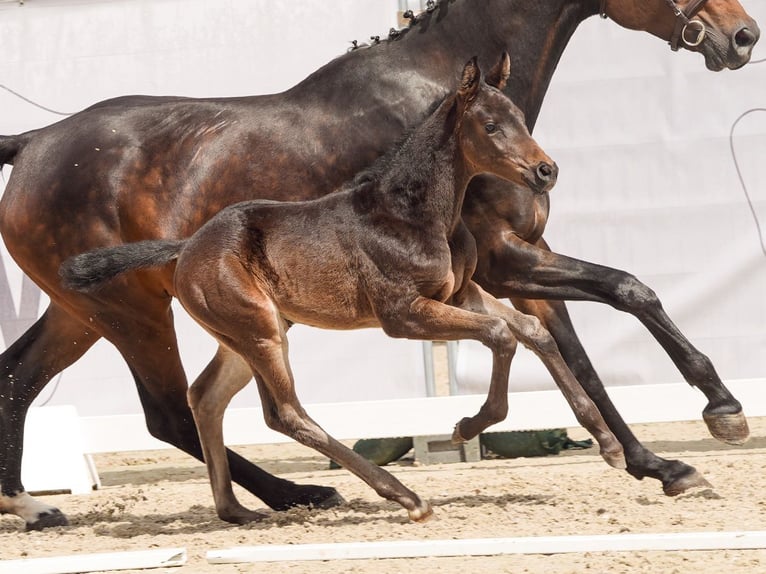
1,413,766,573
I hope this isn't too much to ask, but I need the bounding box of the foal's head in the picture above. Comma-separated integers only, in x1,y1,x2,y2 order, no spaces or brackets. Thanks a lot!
455,54,557,195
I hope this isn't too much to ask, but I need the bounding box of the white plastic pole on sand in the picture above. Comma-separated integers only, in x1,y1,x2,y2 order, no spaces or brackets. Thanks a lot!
0,547,186,574
208,531,766,564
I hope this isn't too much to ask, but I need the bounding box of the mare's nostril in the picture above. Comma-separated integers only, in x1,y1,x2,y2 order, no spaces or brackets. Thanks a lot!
735,27,758,49
536,162,555,181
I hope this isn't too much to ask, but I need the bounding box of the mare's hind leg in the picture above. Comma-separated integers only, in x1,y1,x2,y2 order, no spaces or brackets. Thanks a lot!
0,304,100,531
442,283,625,470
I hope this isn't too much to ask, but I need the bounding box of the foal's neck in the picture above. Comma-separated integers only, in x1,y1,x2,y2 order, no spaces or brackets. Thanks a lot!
374,99,471,234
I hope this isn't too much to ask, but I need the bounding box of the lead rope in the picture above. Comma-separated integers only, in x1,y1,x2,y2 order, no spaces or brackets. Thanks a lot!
730,53,766,259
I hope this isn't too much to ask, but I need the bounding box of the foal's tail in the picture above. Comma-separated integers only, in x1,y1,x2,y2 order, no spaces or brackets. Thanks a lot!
60,239,186,292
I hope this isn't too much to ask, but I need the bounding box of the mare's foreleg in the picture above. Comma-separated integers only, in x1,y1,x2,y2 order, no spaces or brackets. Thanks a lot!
474,234,716,494
486,236,747,444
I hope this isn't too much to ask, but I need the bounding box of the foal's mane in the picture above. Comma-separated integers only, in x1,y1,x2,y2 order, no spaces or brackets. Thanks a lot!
346,91,459,204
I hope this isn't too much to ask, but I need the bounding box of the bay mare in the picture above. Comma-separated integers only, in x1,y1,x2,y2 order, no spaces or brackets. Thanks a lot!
0,0,759,530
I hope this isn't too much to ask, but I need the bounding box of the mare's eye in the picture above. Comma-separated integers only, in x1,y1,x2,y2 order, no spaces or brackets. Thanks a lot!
485,123,497,134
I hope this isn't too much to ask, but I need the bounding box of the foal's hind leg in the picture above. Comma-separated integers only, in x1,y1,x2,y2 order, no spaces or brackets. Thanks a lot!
0,304,99,530
188,314,430,522
98,304,343,516
187,345,269,524
446,283,625,470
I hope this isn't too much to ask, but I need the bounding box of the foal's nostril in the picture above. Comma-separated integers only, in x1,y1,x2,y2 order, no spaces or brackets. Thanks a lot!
734,27,758,49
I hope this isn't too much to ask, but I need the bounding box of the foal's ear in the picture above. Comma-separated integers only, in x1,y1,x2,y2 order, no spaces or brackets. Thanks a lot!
457,57,481,104
486,51,511,91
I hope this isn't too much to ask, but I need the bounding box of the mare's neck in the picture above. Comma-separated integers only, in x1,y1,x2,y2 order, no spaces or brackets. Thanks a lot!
398,0,597,130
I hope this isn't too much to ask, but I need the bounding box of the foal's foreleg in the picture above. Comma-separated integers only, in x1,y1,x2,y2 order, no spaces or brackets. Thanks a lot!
450,282,625,470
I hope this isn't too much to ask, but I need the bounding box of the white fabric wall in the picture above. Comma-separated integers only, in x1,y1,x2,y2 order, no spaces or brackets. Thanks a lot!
0,0,432,416
457,4,766,393
1,1,764,413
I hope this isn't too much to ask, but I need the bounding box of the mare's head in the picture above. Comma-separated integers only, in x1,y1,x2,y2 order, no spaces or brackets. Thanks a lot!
455,54,557,195
603,0,759,70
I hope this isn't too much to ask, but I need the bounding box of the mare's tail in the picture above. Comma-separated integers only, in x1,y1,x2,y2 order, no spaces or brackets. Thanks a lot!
60,239,186,292
0,131,42,166
0,134,25,166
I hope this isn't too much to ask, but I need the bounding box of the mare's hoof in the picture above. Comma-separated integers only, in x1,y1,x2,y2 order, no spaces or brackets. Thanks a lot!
408,501,434,523
272,485,346,511
703,410,749,445
26,509,69,531
311,491,346,510
663,469,713,497
601,447,627,470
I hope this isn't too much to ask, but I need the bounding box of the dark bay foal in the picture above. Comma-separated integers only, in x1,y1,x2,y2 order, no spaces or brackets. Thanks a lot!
61,56,625,524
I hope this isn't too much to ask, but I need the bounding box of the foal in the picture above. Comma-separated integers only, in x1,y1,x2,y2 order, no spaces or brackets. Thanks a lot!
61,56,624,524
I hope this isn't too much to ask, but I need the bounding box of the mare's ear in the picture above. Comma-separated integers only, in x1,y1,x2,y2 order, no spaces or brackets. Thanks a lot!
457,57,481,106
486,51,511,91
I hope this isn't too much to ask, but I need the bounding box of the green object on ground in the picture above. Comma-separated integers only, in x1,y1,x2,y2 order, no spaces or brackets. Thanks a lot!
329,436,414,469
480,429,593,458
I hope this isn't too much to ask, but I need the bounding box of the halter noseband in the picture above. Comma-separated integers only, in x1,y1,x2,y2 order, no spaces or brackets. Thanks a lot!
600,0,709,51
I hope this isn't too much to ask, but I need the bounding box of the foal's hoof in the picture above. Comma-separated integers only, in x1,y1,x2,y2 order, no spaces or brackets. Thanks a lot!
408,501,434,523
26,509,69,531
451,423,467,445
452,417,478,444
663,469,713,497
601,447,627,470
703,410,749,446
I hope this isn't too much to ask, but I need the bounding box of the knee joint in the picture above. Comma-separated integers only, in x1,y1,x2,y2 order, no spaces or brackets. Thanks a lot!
615,275,660,312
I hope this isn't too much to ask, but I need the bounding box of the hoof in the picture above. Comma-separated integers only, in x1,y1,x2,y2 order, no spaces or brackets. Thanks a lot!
601,447,627,470
663,469,713,497
451,423,467,445
703,410,749,445
221,507,270,525
272,485,346,511
408,501,434,523
26,509,69,531
311,491,346,510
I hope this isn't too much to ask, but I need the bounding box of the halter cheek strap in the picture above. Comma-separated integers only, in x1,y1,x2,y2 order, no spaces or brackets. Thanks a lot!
667,0,709,51
599,0,709,51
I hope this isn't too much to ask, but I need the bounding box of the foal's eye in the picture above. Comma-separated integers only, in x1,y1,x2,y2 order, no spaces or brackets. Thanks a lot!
485,123,497,134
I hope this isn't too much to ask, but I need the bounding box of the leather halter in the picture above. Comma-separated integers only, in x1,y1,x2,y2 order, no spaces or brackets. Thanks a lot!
600,0,709,51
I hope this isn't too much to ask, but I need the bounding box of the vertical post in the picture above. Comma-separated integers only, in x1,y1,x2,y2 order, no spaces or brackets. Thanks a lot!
421,341,436,397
